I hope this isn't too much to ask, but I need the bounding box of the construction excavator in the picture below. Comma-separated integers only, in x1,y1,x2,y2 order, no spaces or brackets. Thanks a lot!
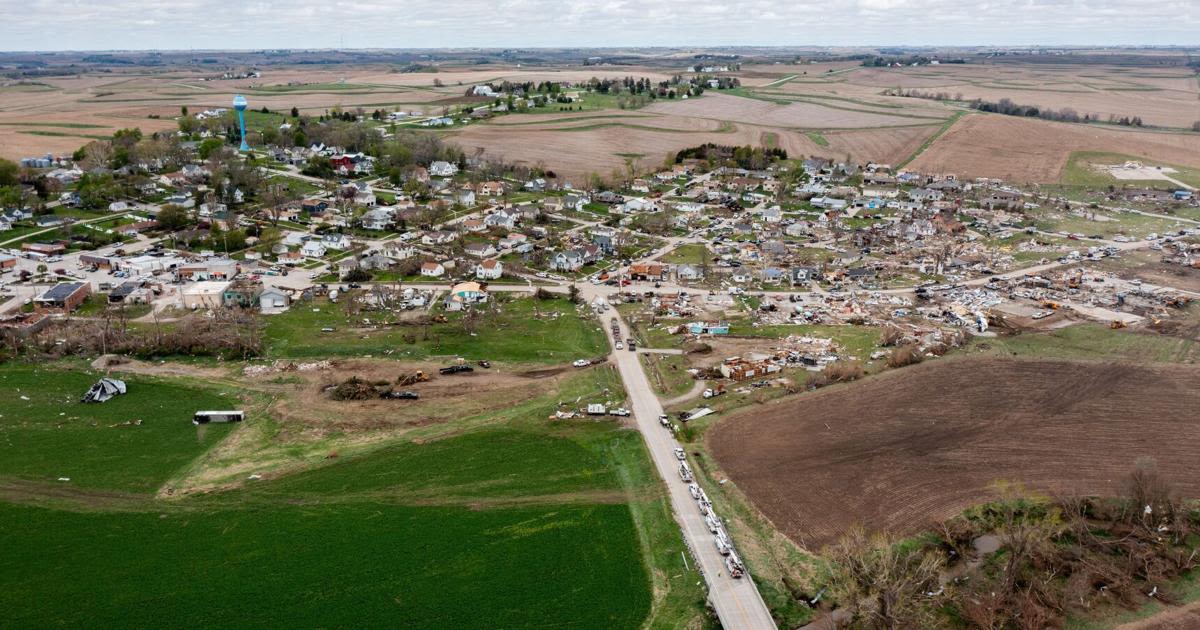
396,370,430,386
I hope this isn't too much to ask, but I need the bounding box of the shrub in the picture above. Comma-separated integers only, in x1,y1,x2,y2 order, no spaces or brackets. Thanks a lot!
887,344,924,368
807,360,865,390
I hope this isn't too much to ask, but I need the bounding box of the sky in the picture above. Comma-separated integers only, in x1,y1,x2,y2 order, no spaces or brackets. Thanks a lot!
1,0,1196,51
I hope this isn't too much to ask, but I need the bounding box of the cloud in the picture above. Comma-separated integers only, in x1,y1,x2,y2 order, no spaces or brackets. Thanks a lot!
0,0,1195,50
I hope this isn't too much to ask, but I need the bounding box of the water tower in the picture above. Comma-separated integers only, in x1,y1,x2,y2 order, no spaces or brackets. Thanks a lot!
232,94,250,151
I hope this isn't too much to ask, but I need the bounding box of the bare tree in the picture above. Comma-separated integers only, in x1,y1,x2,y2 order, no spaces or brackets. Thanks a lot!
825,528,945,630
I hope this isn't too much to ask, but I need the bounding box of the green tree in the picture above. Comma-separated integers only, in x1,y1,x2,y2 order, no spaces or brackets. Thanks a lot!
156,204,193,231
198,138,224,160
0,158,18,186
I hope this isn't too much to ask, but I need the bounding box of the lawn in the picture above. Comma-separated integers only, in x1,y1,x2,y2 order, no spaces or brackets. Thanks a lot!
661,243,710,265
265,295,608,362
0,364,238,492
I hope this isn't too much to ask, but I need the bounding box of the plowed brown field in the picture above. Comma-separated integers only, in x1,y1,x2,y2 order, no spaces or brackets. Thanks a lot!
910,114,1200,183
708,357,1200,550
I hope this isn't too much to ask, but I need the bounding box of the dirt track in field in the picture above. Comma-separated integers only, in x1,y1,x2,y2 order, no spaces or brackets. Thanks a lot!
708,357,1200,551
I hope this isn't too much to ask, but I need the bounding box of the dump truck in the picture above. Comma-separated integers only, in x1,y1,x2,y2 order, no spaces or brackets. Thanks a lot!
702,384,726,399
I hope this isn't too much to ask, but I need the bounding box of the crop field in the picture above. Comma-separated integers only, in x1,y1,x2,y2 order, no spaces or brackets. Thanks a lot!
0,424,654,629
708,357,1200,550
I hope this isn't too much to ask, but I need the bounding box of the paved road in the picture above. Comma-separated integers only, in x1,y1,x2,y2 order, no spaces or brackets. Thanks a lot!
592,287,777,630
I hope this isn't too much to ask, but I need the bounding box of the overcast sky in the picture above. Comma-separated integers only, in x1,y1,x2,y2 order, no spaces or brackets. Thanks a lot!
1,0,1196,51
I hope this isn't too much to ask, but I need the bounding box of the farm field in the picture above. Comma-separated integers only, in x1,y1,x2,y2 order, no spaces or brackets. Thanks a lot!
708,357,1200,550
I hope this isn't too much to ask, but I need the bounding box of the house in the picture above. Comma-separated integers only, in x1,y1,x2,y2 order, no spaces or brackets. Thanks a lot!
475,258,503,280
453,188,476,207
445,281,488,311
761,267,786,284
982,191,1022,210
34,282,91,313
301,199,329,214
676,264,704,282
629,262,668,281
322,234,353,251
259,288,291,314
301,241,327,258
420,262,445,277
484,208,519,229
811,196,847,211
223,280,264,308
553,250,585,272
461,218,486,233
359,255,392,271
429,161,458,177
0,254,17,271
477,181,505,197
791,267,820,285
630,179,651,193
562,193,587,211
421,230,458,246
360,207,395,231
382,242,417,260
498,233,527,250
464,242,497,258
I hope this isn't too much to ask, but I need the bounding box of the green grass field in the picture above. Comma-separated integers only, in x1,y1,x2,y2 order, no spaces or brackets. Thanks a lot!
0,365,237,492
0,359,707,628
1060,151,1200,189
968,322,1198,364
265,295,608,362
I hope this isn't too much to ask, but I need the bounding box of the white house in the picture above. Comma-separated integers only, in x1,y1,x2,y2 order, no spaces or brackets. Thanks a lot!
301,241,327,258
420,261,445,277
429,161,458,177
475,259,503,280
322,234,353,250
464,242,497,258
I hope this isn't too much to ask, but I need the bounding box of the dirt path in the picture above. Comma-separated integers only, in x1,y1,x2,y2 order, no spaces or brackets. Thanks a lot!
663,378,706,407
1117,601,1200,630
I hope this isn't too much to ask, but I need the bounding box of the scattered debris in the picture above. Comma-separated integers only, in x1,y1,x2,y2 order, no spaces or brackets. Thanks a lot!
81,378,127,403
